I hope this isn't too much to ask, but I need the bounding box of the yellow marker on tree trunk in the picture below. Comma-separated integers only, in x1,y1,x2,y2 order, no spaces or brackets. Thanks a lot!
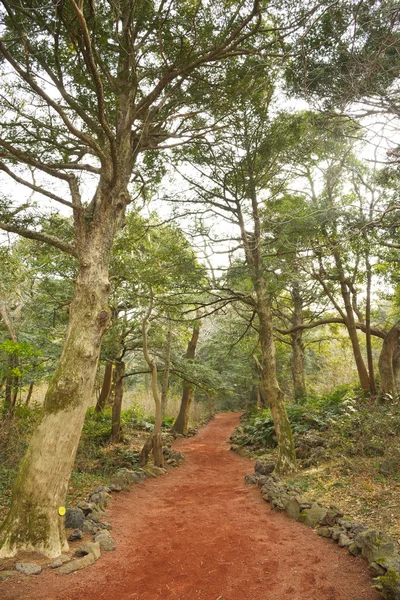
58,506,66,516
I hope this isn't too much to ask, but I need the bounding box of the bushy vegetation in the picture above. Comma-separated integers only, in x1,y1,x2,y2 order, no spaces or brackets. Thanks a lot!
0,402,176,521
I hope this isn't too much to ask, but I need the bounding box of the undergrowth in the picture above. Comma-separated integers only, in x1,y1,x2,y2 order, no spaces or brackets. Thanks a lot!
0,402,174,521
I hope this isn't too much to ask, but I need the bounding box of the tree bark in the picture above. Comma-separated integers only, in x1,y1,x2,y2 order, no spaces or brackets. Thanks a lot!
161,318,173,419
365,255,376,395
111,360,125,442
95,362,113,413
0,231,114,559
378,323,400,399
235,177,297,475
171,322,200,435
291,283,306,401
207,393,213,419
139,297,164,468
25,381,34,406
257,294,297,474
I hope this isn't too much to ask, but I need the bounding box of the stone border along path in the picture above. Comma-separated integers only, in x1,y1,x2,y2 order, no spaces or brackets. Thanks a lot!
0,413,382,600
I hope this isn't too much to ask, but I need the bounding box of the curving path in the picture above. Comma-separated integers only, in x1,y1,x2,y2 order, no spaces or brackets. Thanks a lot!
2,413,381,600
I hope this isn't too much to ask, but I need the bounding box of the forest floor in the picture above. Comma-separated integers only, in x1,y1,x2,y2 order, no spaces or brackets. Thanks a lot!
0,413,382,600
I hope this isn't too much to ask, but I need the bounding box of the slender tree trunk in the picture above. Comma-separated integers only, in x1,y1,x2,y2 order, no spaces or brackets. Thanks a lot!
378,323,400,399
25,381,34,406
0,240,113,559
95,362,113,413
111,360,125,442
207,393,213,419
365,256,376,395
332,251,370,392
161,318,172,419
139,297,164,468
3,355,18,419
172,322,200,435
291,283,306,401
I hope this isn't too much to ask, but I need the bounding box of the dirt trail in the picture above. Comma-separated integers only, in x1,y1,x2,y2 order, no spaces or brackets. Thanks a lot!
2,413,381,600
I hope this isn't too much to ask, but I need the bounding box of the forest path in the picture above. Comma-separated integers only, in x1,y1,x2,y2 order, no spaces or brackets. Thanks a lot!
2,412,381,600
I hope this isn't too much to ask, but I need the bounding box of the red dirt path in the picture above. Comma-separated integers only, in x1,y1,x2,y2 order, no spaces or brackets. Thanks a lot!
1,413,382,600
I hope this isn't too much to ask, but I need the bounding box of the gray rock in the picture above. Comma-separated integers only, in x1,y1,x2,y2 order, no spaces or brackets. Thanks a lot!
348,542,361,556
15,562,42,575
94,533,116,551
65,507,85,529
317,527,332,538
76,541,101,560
320,506,344,527
298,502,327,528
244,474,259,485
82,519,100,534
338,533,352,547
254,459,275,476
330,525,346,541
88,488,111,509
58,553,95,575
285,497,302,520
377,568,400,600
77,501,96,516
49,554,71,569
68,529,83,541
354,529,400,571
369,561,387,577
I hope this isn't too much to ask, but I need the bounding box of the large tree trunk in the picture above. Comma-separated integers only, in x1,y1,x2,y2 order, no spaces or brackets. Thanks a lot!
171,322,200,435
161,318,172,418
378,323,400,399
0,239,113,558
95,362,113,413
291,283,306,401
111,360,125,442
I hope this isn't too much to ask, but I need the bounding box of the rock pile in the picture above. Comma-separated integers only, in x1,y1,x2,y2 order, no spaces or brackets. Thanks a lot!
246,465,400,600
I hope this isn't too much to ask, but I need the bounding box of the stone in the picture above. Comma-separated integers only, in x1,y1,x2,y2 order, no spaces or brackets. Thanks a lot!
77,501,95,516
377,568,400,600
298,502,327,528
143,465,167,478
95,533,116,552
0,570,16,581
317,527,332,538
338,533,352,547
68,529,83,541
330,525,346,541
354,529,400,571
15,562,42,575
88,488,111,509
76,541,101,560
244,474,259,485
50,555,71,569
320,506,344,527
254,459,275,476
90,509,104,523
82,519,100,534
58,553,95,575
369,561,387,577
348,543,361,557
285,497,302,520
65,507,85,529
337,518,354,530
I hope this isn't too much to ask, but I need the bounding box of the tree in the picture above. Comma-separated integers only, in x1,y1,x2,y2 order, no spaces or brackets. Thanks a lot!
0,0,266,558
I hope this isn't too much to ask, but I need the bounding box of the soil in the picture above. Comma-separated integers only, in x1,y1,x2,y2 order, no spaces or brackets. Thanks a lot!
1,413,382,600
